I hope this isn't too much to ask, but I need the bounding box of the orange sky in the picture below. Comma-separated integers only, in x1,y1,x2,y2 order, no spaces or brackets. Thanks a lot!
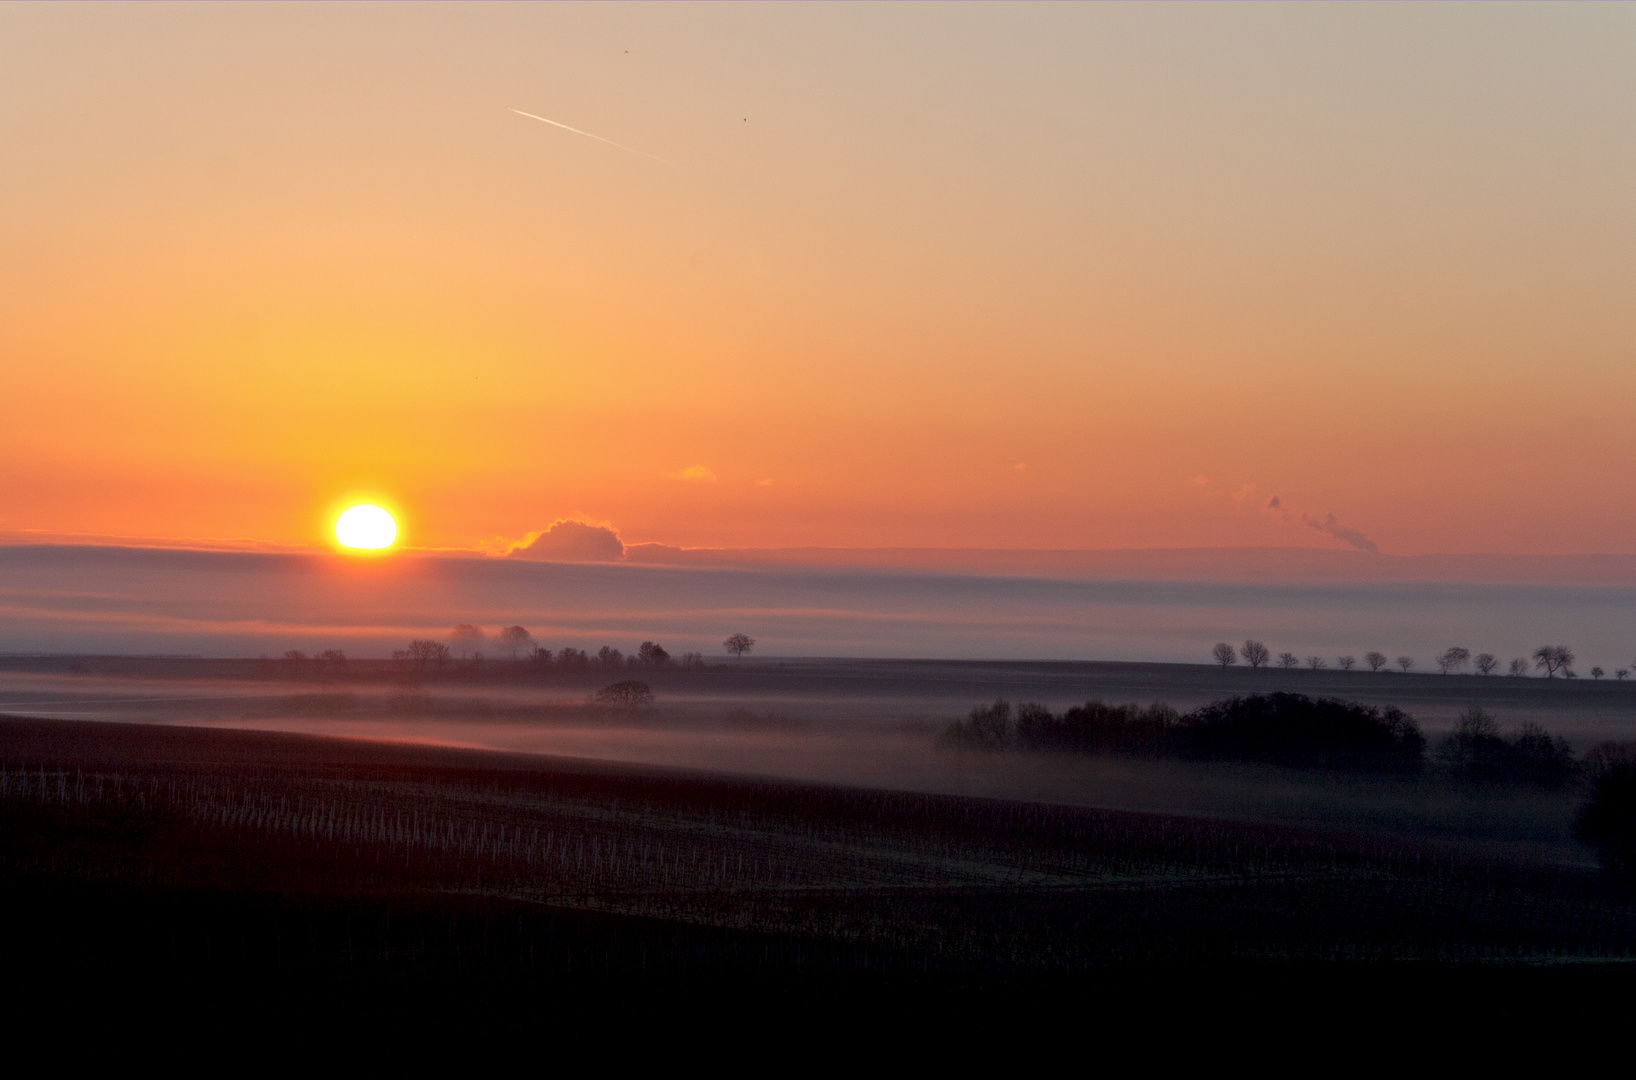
3,3,1633,556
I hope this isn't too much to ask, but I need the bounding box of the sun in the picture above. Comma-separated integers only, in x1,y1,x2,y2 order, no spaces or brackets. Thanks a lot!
335,504,397,550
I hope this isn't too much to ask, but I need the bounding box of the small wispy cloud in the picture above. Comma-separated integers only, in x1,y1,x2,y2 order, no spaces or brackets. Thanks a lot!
508,108,682,167
1302,512,1380,555
673,465,718,482
1257,490,1380,554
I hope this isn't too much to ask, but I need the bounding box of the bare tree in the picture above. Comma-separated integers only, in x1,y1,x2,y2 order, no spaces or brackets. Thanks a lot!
1240,640,1270,669
1277,652,1300,670
1617,669,1630,681
450,624,486,660
1364,651,1388,672
1396,656,1415,673
1435,647,1470,675
407,639,451,672
496,625,534,660
1473,653,1498,676
1211,642,1237,667
724,633,756,661
1336,655,1357,671
1533,645,1575,679
597,646,624,669
1305,656,1327,671
1507,657,1530,677
638,641,672,666
1591,666,1605,680
678,651,705,668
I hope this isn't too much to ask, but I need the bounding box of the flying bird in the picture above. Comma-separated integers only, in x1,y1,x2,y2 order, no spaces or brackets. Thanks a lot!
508,107,680,167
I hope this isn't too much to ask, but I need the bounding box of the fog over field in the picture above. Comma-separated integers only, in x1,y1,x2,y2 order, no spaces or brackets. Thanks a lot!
5,655,1632,867
4,544,1636,671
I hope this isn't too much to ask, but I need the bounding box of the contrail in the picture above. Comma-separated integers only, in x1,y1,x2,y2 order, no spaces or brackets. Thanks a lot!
508,108,681,167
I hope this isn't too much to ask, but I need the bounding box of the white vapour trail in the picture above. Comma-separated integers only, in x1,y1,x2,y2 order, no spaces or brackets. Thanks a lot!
508,108,681,167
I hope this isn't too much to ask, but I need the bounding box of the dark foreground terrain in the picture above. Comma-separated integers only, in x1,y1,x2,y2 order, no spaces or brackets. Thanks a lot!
2,716,1633,1042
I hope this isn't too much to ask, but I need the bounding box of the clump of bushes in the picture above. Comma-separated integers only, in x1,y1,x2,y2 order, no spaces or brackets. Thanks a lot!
1017,700,1180,755
941,693,1423,772
1179,693,1424,772
939,694,1594,786
595,680,654,709
1436,707,1576,786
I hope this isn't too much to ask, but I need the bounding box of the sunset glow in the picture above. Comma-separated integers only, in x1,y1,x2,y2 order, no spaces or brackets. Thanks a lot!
334,505,396,550
2,5,1632,557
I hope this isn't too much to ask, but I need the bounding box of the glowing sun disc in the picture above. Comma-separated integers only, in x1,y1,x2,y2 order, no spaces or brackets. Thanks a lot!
335,504,397,549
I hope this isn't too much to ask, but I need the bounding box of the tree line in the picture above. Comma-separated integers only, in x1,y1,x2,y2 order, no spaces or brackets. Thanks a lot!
386,627,755,675
1210,640,1630,680
267,630,758,676
940,692,1589,783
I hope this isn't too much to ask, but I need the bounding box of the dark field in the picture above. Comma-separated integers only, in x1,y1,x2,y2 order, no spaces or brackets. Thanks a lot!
4,709,1634,1038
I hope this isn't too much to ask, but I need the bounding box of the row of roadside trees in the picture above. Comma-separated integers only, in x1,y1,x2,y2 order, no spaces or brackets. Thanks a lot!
1211,640,1630,680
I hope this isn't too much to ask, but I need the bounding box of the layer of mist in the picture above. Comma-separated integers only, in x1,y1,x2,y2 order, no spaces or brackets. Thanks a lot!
4,663,1621,868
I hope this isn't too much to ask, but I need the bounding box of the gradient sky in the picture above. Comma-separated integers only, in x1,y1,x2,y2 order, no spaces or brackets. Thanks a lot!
4,2,1633,555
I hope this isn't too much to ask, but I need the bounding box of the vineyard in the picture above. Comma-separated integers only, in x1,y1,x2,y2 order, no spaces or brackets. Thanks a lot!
3,716,1635,1030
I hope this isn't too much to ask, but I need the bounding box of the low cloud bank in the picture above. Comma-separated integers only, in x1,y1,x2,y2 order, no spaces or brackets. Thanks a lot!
510,519,626,562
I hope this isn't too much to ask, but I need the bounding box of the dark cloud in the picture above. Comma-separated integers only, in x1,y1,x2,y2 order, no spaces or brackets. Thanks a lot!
511,519,626,562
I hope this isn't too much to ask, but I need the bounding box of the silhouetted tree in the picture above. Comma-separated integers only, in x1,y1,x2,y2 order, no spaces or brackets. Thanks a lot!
1438,707,1575,785
1276,652,1299,670
1336,655,1357,671
1211,642,1237,667
595,680,654,709
1534,645,1575,679
597,646,624,669
1364,651,1388,672
638,641,672,667
283,649,307,663
1305,656,1326,671
556,647,589,670
1240,640,1270,668
1474,652,1498,676
938,700,1013,750
530,646,553,671
1436,647,1470,675
1508,657,1530,677
1592,666,1605,680
678,651,705,667
1618,669,1630,681
497,625,534,659
1576,758,1636,881
450,624,486,659
724,633,755,661
1396,656,1415,673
